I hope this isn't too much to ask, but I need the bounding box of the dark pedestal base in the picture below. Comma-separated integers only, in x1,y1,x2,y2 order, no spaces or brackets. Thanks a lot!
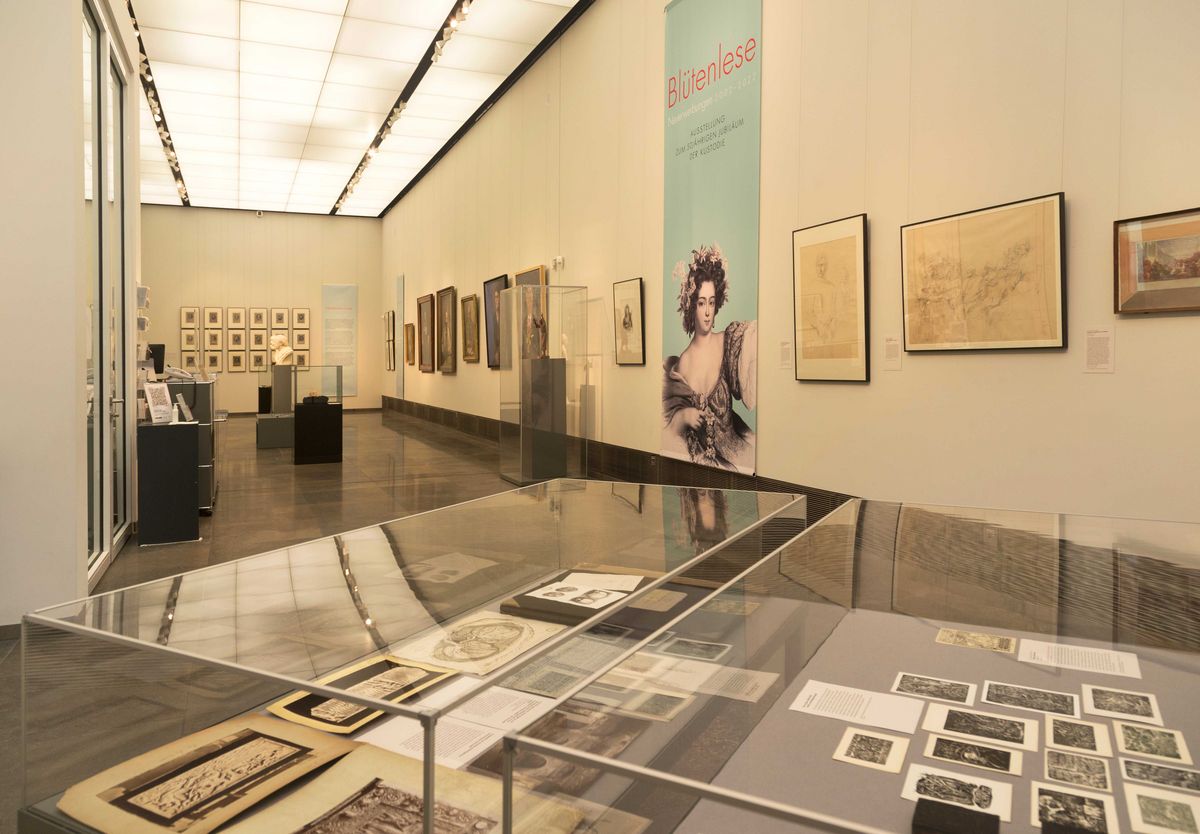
256,413,294,448
294,402,343,464
136,422,199,545
912,799,999,834
257,386,271,414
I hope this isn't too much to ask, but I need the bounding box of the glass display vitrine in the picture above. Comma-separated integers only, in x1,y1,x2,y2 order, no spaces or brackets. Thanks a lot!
493,500,1200,833
498,285,590,485
292,364,343,406
20,480,804,833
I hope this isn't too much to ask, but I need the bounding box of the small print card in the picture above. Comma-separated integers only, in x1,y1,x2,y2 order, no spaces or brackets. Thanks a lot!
1047,716,1114,757
1124,783,1200,834
922,703,1039,752
615,689,693,723
892,672,976,705
833,727,910,773
1031,781,1121,833
936,627,1016,653
628,588,687,612
983,680,1080,717
525,582,628,610
1083,685,1163,726
791,680,925,734
658,637,731,662
901,763,1013,821
560,572,643,591
1121,759,1200,794
924,735,1023,776
1019,639,1142,679
1046,749,1112,792
1115,722,1193,766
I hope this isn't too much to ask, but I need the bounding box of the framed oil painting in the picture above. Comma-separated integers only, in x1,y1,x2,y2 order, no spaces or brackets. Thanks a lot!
901,192,1065,351
417,293,434,373
461,294,480,363
483,274,508,369
292,307,310,329
250,308,267,329
227,307,245,328
405,323,415,365
792,214,868,381
436,285,457,374
514,264,546,286
1115,206,1200,313
613,277,645,366
204,307,223,328
180,306,198,328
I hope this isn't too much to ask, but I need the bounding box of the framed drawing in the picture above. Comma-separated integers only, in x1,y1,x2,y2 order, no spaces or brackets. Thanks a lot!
205,351,223,373
228,351,246,372
180,306,198,327
483,274,509,369
292,307,310,329
436,285,457,374
417,293,434,373
272,308,289,328
613,277,646,366
250,330,267,349
250,350,268,370
405,323,415,365
227,329,246,350
1115,206,1200,313
180,329,198,350
462,294,480,363
514,264,546,286
204,307,223,328
792,214,869,381
294,350,309,368
204,329,222,350
902,192,1065,351
250,308,267,329
181,351,199,371
228,307,245,328
293,330,309,348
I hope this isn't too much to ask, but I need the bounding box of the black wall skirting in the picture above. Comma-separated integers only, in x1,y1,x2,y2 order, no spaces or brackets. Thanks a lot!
382,396,854,524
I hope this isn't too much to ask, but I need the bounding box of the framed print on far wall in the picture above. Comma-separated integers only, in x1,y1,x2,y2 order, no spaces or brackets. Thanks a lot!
227,329,246,350
204,329,222,350
405,323,415,365
436,285,457,374
901,192,1065,351
271,308,288,328
250,308,267,329
180,306,198,327
514,264,546,286
249,350,267,371
417,294,434,373
250,330,267,349
792,213,868,381
613,277,645,366
227,307,245,328
294,350,309,368
228,351,246,372
180,329,198,350
1115,205,1200,313
462,294,480,363
181,351,199,372
204,307,223,328
292,307,309,329
483,274,509,369
205,351,223,373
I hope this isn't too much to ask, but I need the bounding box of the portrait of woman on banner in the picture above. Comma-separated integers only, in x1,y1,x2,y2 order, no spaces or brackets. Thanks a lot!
662,244,757,473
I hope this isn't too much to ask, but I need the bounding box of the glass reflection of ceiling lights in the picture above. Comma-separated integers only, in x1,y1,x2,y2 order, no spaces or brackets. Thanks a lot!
130,0,581,216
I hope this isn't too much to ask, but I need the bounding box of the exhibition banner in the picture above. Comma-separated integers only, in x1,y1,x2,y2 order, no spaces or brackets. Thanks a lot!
661,0,761,475
322,284,358,396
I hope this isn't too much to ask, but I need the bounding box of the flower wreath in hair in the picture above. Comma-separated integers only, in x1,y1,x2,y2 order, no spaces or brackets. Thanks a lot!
673,244,730,316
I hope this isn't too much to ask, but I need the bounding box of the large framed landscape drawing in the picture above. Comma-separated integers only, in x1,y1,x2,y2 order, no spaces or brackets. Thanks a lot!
792,214,868,381
1115,206,1200,314
902,193,1065,351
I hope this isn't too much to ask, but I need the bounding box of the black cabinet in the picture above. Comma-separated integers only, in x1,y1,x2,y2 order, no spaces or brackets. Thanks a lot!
294,402,342,465
136,422,199,545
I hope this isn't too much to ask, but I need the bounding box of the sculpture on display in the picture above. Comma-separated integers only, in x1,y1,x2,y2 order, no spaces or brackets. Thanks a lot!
270,333,294,366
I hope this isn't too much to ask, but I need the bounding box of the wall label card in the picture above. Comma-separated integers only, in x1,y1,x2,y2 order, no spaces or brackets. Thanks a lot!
833,726,909,773
901,763,1013,821
790,680,924,734
1019,640,1141,679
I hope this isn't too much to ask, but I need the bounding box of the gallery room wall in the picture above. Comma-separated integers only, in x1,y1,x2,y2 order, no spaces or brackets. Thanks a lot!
143,205,383,413
382,0,1200,523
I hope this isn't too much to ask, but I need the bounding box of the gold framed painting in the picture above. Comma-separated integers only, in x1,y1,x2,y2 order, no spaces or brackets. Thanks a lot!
462,293,480,363
404,322,415,365
418,294,434,373
436,285,457,374
792,213,868,380
902,192,1065,351
1115,205,1200,313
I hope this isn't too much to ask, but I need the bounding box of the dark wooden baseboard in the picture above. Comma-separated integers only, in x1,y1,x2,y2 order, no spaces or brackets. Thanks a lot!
381,395,854,524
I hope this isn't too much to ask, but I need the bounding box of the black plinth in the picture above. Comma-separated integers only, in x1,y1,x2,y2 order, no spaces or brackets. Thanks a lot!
257,385,271,414
912,799,999,834
294,402,342,464
136,422,199,545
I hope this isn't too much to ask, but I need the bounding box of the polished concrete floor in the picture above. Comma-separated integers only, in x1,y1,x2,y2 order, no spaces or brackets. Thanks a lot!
0,409,511,834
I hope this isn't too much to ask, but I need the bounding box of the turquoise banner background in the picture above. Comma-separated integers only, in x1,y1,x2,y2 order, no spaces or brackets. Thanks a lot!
661,0,761,473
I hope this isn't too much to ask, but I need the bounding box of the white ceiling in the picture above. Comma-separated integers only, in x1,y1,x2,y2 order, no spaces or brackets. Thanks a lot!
134,0,577,216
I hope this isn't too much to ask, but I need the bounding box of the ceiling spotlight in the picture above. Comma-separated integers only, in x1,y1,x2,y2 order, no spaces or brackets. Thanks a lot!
154,113,161,122
366,147,376,158
449,16,458,29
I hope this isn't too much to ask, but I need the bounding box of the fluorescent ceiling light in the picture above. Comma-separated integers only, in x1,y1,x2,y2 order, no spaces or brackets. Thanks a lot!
137,28,239,70
133,0,239,39
239,41,332,81
346,0,450,29
334,17,433,63
240,2,343,51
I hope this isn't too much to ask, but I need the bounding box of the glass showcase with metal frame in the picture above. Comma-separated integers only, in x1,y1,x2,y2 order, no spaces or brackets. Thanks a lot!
21,485,1200,833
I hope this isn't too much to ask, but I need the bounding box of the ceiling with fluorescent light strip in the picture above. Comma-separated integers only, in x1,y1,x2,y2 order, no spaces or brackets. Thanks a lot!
132,0,580,217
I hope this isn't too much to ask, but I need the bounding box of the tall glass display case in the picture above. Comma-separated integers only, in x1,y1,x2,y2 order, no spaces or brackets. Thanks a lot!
293,365,343,465
21,480,804,833
498,285,590,485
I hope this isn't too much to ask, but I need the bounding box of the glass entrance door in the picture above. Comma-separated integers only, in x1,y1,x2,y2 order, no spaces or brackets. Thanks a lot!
106,58,130,548
83,7,104,568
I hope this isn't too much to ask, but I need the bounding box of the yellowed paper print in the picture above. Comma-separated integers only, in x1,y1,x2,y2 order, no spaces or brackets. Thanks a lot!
799,235,859,360
903,195,1062,350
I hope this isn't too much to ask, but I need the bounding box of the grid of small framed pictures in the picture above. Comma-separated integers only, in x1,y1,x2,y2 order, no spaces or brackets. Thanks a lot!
181,305,312,376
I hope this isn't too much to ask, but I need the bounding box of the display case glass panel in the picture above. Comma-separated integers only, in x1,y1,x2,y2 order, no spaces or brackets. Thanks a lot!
293,364,343,405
